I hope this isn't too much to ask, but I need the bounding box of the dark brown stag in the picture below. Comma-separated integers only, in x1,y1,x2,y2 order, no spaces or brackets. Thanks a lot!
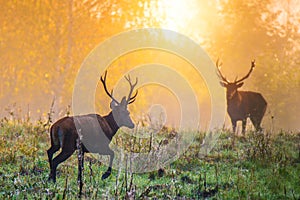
47,71,138,196
216,59,267,133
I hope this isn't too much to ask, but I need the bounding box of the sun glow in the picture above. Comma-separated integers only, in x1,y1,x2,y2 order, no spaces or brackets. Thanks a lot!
151,0,217,44
159,0,201,32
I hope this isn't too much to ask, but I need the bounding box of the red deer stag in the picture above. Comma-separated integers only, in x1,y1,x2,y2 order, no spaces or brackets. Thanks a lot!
47,71,138,195
216,59,267,134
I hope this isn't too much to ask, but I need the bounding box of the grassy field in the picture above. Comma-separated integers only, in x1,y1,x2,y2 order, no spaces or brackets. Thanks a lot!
0,118,299,199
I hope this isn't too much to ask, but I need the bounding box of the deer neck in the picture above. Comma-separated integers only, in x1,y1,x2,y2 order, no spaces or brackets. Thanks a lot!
104,112,120,136
227,91,241,107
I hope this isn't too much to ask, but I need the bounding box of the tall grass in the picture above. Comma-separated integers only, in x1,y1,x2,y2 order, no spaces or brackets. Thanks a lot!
0,118,299,199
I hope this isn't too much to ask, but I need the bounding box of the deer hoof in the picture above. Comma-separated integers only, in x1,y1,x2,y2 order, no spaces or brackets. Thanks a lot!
101,171,111,180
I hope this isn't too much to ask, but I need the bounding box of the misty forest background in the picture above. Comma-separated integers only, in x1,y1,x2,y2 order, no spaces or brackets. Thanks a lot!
0,0,299,131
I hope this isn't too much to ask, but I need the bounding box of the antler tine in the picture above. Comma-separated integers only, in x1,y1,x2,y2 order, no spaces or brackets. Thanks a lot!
234,76,238,82
235,60,255,83
128,91,138,104
216,58,229,83
124,74,138,104
128,90,138,104
100,70,119,104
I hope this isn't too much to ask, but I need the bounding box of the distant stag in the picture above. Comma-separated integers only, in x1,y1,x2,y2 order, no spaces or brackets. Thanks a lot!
216,59,267,133
47,71,138,196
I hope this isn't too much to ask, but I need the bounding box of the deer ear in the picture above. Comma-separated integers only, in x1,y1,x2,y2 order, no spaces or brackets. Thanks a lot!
110,100,118,109
220,82,227,87
237,82,244,88
120,96,127,107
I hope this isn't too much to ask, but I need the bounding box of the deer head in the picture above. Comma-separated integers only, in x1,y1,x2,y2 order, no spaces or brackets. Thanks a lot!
216,59,255,99
100,71,138,128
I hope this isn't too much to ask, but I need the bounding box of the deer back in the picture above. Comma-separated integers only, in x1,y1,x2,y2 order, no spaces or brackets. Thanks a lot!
51,114,115,153
73,114,115,153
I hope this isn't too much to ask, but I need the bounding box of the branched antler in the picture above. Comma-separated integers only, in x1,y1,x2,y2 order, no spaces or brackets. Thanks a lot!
216,58,229,84
100,71,119,104
125,75,138,104
235,60,255,83
100,71,138,105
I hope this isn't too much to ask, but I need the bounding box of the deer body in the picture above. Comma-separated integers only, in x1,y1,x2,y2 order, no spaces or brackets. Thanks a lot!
227,90,267,133
216,60,267,133
47,113,119,182
47,71,138,196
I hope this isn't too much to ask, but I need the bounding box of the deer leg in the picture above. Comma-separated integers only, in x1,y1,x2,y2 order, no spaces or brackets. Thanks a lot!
47,145,60,181
51,150,74,183
250,116,262,132
231,120,237,134
242,119,247,134
101,149,114,180
256,115,264,132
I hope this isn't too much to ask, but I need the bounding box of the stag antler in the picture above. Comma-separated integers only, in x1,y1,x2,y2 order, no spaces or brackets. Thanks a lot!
100,71,119,104
235,60,255,83
124,74,138,104
216,58,229,84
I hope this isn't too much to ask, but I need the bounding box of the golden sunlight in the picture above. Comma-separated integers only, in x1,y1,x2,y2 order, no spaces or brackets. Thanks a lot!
153,0,218,44
155,0,204,32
